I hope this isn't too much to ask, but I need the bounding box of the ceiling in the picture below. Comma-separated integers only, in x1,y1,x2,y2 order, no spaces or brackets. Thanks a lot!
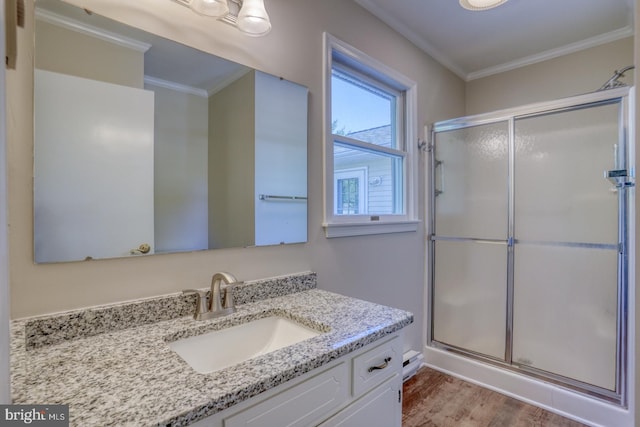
355,0,635,81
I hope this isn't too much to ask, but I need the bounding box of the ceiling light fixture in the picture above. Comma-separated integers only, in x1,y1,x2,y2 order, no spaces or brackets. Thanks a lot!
174,0,271,36
459,0,509,11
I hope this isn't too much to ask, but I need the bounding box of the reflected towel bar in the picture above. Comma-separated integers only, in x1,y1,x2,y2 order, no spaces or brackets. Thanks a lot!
259,194,308,201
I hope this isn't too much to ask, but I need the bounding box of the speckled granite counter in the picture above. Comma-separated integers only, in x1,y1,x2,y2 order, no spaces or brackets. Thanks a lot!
11,272,413,426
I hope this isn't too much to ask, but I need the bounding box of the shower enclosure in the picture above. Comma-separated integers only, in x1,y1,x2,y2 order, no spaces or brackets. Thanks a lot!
428,87,633,404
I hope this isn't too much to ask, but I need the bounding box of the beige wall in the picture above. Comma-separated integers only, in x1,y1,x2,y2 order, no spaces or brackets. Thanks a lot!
208,71,255,249
35,19,144,88
466,37,634,115
149,83,209,254
7,0,464,354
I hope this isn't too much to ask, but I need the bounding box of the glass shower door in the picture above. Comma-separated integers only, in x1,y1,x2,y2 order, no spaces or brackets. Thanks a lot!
430,89,631,403
512,102,623,391
431,122,509,360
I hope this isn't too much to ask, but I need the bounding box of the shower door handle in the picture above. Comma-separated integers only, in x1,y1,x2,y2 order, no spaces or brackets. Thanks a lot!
434,159,444,196
605,169,635,188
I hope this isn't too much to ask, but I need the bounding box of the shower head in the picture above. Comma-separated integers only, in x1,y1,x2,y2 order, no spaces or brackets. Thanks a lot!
598,65,635,91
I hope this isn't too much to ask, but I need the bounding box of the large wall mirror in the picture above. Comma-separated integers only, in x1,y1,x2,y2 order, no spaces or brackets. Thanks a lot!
33,0,308,263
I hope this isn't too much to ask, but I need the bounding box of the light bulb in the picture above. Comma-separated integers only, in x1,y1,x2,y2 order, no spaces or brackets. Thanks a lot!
459,0,508,11
190,0,229,17
237,0,271,37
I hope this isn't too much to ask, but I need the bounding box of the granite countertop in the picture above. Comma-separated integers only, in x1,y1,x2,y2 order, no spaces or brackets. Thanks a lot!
10,273,413,426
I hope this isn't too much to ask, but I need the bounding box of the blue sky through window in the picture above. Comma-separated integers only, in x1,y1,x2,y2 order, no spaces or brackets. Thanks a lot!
331,72,393,135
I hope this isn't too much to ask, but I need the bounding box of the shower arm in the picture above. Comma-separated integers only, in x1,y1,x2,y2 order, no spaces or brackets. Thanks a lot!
598,65,635,91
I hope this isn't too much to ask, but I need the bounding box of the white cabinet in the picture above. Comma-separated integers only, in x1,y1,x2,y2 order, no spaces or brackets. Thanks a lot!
225,363,349,427
351,334,402,397
190,333,403,427
318,375,402,427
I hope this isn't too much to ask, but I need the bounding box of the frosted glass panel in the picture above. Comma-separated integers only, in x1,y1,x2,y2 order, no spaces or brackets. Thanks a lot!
435,122,508,239
431,93,628,401
515,104,619,244
512,244,618,390
433,240,507,360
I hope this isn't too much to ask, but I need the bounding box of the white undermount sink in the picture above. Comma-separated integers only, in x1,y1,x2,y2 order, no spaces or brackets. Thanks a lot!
168,316,323,374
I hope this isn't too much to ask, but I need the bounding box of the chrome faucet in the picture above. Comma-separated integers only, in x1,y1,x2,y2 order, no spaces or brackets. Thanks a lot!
183,272,238,320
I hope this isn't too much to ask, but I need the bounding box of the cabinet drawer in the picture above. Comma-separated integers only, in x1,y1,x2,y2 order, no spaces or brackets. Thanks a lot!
352,335,402,397
224,362,348,427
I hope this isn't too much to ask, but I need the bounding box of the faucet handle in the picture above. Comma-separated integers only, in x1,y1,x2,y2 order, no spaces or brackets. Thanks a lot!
221,283,239,310
182,289,210,319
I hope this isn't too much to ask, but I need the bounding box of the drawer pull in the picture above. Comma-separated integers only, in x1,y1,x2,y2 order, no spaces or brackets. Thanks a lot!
368,357,392,373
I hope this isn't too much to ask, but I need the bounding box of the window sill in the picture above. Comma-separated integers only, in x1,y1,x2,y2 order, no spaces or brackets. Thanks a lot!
323,220,420,238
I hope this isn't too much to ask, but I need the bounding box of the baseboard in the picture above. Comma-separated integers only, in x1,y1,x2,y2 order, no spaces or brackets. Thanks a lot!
424,346,632,427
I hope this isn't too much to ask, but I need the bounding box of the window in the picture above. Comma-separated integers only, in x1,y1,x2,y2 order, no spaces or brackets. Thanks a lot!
323,33,418,237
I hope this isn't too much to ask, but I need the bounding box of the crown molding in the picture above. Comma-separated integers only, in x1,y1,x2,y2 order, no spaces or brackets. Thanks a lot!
354,0,633,82
143,76,208,98
353,0,468,80
466,26,634,81
35,8,151,53
206,67,252,96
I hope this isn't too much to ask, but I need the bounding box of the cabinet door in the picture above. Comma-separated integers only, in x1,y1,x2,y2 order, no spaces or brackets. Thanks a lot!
224,363,348,427
318,374,401,427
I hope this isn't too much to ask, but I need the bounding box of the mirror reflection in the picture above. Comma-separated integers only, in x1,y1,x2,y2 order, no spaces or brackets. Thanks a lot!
33,0,308,263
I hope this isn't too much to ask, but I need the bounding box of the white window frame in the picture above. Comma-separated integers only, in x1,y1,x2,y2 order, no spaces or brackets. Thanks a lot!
322,32,419,238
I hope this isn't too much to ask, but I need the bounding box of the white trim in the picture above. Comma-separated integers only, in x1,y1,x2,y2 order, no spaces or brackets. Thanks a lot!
323,33,418,238
334,134,406,157
323,221,420,238
144,76,208,98
35,8,151,53
206,67,252,96
467,26,634,81
147,67,253,98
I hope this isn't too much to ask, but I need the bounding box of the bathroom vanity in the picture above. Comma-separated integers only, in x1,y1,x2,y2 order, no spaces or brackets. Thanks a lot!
190,332,403,427
10,273,413,426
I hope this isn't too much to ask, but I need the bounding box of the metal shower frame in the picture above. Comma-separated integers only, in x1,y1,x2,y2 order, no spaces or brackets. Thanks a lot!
426,86,634,406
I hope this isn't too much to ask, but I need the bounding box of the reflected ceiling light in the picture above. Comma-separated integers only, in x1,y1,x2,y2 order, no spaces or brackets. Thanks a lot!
190,0,229,17
459,0,509,11
175,0,271,36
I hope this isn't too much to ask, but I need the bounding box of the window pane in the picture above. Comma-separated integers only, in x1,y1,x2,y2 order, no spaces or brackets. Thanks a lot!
334,142,403,215
331,70,397,149
336,177,360,215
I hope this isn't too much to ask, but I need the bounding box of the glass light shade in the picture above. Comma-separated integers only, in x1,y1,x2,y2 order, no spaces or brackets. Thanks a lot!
190,0,229,17
237,0,271,37
459,0,508,11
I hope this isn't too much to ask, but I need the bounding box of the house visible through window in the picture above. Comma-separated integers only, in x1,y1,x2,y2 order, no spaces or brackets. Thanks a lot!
323,33,418,237
334,168,367,214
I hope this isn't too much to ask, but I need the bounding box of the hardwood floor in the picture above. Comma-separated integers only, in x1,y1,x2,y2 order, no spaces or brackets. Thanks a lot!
402,368,588,427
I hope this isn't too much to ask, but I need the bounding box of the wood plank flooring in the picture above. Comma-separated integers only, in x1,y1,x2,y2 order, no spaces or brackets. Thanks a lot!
402,368,588,427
